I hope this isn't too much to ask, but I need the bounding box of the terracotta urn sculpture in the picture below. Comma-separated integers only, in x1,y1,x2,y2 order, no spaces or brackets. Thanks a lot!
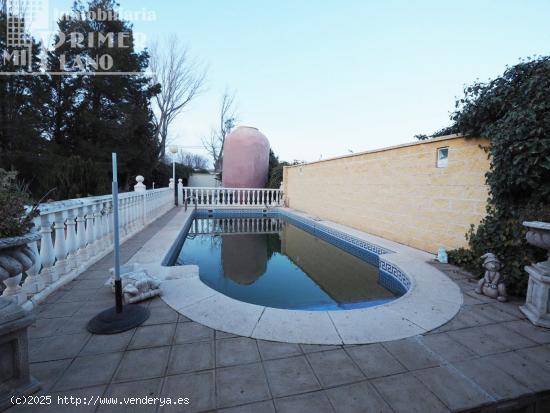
520,221,550,327
222,126,270,188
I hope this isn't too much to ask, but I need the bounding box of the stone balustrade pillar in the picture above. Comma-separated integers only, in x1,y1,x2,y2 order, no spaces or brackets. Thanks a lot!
85,205,96,258
119,197,127,236
130,196,138,233
38,214,55,285
104,201,113,247
65,209,78,271
53,211,68,278
96,202,107,252
75,207,87,266
22,240,44,296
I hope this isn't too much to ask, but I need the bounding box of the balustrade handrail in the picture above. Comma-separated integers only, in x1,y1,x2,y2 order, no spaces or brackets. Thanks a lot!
36,187,172,215
184,186,280,192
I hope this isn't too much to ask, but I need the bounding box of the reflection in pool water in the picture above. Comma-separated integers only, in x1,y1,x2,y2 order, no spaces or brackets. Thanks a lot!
174,217,401,310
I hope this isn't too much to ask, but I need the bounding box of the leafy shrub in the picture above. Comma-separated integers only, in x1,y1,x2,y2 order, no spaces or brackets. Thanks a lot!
439,56,550,295
0,169,38,238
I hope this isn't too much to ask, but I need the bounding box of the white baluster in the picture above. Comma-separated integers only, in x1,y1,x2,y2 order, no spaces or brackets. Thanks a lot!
133,195,140,230
129,196,136,234
139,194,146,227
53,211,68,278
128,196,136,234
104,201,113,247
65,208,78,270
97,201,107,250
22,239,45,296
124,196,131,234
85,205,96,259
178,179,183,206
121,197,129,235
93,203,105,252
75,207,87,266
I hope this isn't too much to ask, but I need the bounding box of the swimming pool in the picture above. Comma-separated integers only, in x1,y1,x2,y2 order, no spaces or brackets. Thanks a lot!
169,212,405,310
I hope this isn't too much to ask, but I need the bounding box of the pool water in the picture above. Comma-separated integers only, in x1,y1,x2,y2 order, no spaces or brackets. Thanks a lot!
173,217,401,310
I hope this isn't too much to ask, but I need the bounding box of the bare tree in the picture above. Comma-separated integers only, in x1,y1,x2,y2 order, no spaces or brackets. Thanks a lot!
191,153,209,170
202,90,238,171
176,149,209,170
150,36,206,160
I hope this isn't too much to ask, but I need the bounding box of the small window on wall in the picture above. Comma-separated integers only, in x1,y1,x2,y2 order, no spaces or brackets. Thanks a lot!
437,147,449,168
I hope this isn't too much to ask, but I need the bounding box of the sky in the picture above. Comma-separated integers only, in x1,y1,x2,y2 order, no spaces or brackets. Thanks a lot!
33,0,550,163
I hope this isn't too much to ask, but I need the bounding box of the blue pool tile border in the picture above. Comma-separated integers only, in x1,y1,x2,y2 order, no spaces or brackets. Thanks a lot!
176,208,411,295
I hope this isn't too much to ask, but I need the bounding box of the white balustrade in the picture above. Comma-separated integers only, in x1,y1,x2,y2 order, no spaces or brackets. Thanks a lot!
182,187,283,208
2,177,175,307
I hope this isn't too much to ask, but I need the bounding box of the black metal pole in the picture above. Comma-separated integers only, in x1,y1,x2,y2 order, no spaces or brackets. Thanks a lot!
112,153,123,313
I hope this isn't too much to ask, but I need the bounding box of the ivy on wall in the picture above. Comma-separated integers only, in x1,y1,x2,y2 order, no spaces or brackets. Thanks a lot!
426,56,550,295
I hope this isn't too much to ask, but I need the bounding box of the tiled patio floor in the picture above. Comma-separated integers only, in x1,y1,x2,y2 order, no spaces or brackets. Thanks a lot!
9,210,550,412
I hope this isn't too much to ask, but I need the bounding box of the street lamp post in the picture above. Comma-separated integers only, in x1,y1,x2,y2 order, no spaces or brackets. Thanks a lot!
169,145,178,206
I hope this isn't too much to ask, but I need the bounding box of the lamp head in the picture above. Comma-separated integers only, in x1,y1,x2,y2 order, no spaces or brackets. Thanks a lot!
169,145,178,154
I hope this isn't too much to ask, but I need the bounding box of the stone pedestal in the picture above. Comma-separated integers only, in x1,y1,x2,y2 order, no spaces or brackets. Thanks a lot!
520,263,550,328
521,221,550,328
0,298,40,410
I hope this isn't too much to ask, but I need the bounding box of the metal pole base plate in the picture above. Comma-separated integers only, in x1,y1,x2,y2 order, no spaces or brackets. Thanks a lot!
87,304,150,335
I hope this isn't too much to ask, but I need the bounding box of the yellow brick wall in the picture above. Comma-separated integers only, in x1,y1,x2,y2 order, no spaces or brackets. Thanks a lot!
283,135,490,253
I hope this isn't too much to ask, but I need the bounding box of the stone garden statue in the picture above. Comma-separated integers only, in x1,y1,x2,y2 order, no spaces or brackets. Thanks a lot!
475,253,508,302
